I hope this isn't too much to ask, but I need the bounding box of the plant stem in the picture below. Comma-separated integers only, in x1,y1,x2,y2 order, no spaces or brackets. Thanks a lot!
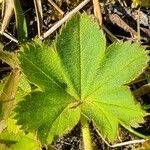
81,116,93,150
13,0,28,42
0,68,20,119
120,122,150,139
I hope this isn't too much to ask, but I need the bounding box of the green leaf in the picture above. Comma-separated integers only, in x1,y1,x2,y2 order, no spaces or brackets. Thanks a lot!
0,131,39,150
20,39,66,92
6,117,24,134
16,73,31,101
0,49,19,68
82,102,119,140
15,90,80,143
15,13,148,144
82,86,146,141
38,102,80,143
56,13,106,99
88,41,148,97
93,86,145,126
18,73,31,93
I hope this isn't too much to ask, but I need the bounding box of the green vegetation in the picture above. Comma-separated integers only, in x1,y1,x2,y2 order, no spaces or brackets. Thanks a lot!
0,13,149,149
132,0,150,8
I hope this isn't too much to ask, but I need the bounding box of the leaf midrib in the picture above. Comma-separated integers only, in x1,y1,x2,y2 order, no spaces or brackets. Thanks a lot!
90,100,141,112
78,17,81,98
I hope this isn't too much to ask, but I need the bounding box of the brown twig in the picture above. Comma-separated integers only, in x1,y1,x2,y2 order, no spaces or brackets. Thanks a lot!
41,0,90,40
134,83,150,98
92,0,119,42
95,128,148,148
34,0,43,37
0,32,19,43
108,13,137,39
47,0,64,16
92,0,102,26
1,0,14,34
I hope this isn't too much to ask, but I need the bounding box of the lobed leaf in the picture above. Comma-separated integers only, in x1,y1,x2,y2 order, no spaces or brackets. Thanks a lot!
15,13,149,144
0,131,39,150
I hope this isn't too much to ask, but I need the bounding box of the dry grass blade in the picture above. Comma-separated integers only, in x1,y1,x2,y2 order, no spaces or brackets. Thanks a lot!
134,83,150,98
47,0,64,16
1,0,14,34
92,0,102,26
2,0,5,19
95,128,148,148
0,120,7,133
2,32,18,43
34,0,43,37
41,0,90,40
108,13,137,39
92,0,119,42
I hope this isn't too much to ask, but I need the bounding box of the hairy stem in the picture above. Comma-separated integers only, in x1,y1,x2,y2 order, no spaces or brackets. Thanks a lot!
81,116,93,150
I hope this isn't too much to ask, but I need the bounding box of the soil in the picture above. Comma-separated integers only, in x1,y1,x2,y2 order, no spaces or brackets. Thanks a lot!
0,0,150,150
51,123,143,150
